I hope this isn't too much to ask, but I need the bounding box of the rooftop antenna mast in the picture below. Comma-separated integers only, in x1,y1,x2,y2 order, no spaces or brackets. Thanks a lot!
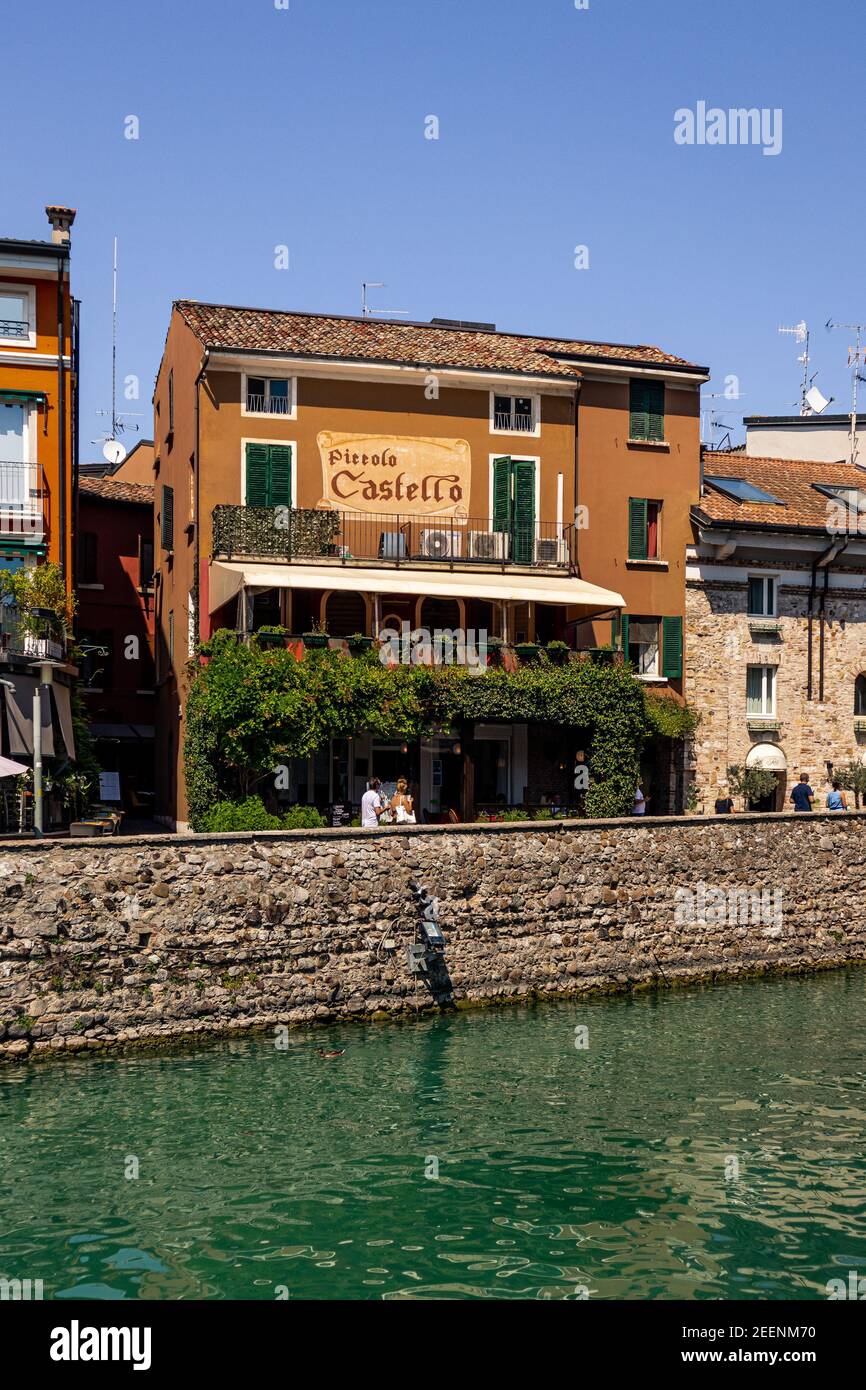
92,236,143,466
361,281,409,319
826,317,866,465
778,320,811,414
701,392,746,447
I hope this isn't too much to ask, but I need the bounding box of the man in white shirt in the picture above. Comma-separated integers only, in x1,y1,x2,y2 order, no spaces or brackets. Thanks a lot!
361,778,387,828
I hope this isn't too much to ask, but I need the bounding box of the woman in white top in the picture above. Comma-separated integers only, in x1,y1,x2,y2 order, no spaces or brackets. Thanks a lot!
390,777,416,824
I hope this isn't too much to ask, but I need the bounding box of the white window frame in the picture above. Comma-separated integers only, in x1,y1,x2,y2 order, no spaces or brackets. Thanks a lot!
240,436,298,505
747,574,777,617
628,618,661,678
242,371,297,420
0,282,36,349
489,389,541,438
0,398,35,464
746,664,776,716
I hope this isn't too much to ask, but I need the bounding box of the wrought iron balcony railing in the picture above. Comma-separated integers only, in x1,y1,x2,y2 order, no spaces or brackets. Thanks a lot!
0,319,30,340
245,392,292,415
493,409,534,432
0,461,47,541
212,506,575,570
0,604,65,662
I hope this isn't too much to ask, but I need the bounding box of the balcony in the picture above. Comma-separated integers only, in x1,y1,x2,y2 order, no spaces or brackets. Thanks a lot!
493,409,534,432
0,462,47,542
0,605,66,662
212,506,575,571
246,392,292,415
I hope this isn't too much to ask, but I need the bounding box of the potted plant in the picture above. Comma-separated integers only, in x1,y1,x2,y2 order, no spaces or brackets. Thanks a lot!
346,632,373,653
302,623,329,650
514,641,541,663
545,639,571,665
254,625,288,649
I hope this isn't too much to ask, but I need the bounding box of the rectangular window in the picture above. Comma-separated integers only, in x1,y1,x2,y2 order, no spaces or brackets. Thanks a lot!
492,393,536,434
492,455,537,562
628,498,662,559
746,665,776,715
748,575,776,616
138,536,154,588
246,377,293,415
0,284,35,346
627,617,660,676
160,484,174,550
245,443,292,507
629,379,665,442
78,531,98,584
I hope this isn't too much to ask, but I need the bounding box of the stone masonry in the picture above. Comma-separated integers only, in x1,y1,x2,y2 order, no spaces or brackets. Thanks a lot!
686,573,866,810
1,813,864,1060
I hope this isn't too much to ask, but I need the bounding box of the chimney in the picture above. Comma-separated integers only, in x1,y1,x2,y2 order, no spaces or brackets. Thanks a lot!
45,205,76,246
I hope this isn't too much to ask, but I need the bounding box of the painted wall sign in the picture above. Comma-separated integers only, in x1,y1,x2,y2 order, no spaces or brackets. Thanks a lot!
316,431,471,517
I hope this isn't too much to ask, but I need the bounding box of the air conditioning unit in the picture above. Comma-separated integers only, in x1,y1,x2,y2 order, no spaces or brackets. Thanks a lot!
419,528,461,560
534,537,568,566
467,530,509,560
378,531,407,559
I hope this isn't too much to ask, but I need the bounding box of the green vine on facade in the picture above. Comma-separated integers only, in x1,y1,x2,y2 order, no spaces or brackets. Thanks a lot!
184,633,696,828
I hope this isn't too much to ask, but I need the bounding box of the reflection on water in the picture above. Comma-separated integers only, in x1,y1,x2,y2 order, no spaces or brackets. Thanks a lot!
2,971,866,1300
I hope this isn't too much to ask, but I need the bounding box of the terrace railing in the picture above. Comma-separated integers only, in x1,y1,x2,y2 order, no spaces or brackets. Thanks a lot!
212,506,575,570
0,461,47,541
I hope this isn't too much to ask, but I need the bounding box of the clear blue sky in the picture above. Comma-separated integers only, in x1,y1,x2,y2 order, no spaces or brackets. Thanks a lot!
3,0,864,458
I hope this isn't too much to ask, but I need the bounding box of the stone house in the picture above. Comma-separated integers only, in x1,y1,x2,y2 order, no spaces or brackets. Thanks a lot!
686,450,866,811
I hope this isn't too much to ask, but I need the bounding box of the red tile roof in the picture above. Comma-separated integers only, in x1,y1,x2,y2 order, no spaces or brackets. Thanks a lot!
79,477,153,506
175,301,704,378
696,451,866,530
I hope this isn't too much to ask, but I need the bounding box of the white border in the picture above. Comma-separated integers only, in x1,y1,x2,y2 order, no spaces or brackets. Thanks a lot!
240,436,298,504
488,389,541,438
241,370,297,421
0,281,36,349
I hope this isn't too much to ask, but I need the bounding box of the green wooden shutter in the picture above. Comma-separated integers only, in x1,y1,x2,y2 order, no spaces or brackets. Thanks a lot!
492,456,512,532
610,615,619,648
621,615,630,659
161,484,174,550
646,381,665,442
512,459,536,563
662,615,683,678
628,497,648,559
629,380,647,440
268,445,292,507
245,443,270,506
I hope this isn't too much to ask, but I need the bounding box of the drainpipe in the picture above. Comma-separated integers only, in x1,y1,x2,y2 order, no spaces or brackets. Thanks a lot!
70,297,81,595
808,537,848,701
56,254,67,578
572,380,581,577
807,558,817,701
193,350,208,646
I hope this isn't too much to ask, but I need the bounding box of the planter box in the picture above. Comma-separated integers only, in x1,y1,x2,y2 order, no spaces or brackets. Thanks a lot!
346,637,373,653
514,643,541,662
302,634,329,650
255,631,288,649
747,718,782,732
749,619,782,636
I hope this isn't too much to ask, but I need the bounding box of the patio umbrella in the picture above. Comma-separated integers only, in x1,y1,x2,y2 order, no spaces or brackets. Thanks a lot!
0,755,29,779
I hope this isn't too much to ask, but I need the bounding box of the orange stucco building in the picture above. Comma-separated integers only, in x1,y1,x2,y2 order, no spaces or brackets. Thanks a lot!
152,304,707,827
0,206,77,592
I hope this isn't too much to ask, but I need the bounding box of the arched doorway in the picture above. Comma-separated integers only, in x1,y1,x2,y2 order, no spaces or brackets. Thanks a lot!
855,673,866,715
322,590,369,636
415,596,465,632
745,742,787,811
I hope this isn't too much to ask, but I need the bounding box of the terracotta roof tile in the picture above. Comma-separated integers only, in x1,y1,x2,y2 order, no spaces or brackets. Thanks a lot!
79,477,153,506
696,451,866,530
175,301,703,377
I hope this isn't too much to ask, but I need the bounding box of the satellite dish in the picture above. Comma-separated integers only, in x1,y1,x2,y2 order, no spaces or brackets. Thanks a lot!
805,386,831,415
103,438,127,466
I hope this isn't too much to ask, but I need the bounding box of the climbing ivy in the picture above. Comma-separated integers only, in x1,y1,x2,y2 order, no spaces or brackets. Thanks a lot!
184,633,694,827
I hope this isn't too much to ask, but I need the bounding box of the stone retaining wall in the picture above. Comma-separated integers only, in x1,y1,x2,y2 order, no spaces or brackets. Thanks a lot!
1,811,864,1059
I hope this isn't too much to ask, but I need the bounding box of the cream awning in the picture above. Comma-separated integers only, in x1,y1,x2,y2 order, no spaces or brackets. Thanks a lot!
208,561,624,616
746,742,787,772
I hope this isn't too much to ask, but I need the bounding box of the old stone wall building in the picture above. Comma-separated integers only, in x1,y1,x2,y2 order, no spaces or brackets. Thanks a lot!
686,450,866,811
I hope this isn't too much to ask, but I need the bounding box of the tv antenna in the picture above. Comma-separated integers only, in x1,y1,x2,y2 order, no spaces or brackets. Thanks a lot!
826,317,866,465
91,236,143,465
361,281,409,318
701,393,746,448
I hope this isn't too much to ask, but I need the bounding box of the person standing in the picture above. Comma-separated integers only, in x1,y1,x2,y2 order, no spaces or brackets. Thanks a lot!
790,773,815,812
714,787,735,814
390,777,416,824
826,780,848,811
361,778,388,828
633,783,648,816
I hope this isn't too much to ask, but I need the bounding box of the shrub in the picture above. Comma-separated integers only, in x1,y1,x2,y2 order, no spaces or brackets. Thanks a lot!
200,797,284,832
280,805,327,829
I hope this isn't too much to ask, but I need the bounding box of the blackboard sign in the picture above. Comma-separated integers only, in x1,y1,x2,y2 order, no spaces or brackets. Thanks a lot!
329,803,351,827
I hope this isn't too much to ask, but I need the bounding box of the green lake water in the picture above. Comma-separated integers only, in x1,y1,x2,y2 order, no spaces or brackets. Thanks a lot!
2,971,865,1301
